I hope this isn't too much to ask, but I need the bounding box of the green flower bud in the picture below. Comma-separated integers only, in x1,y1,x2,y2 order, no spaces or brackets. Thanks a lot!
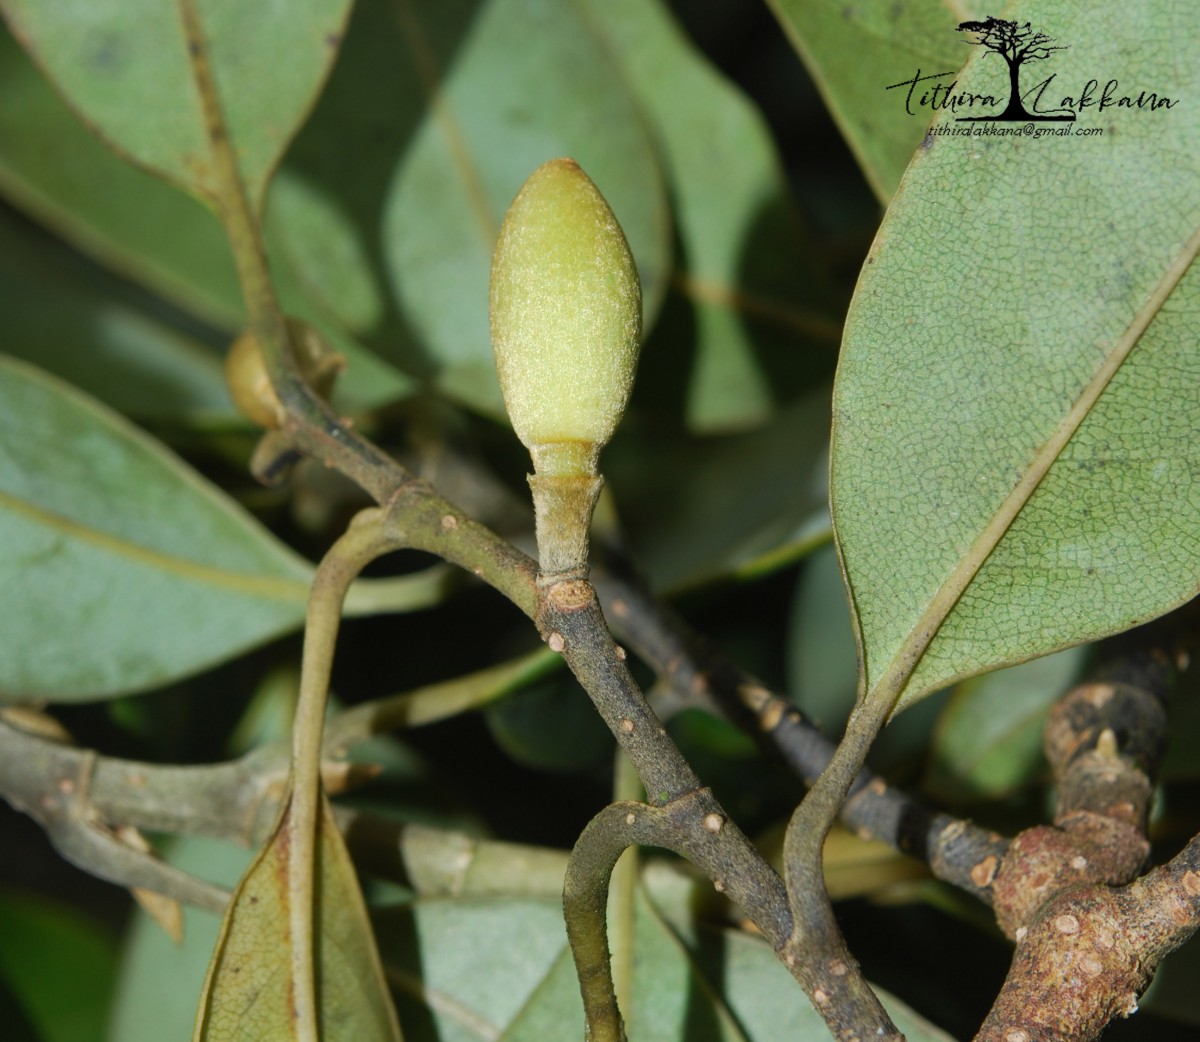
489,158,642,479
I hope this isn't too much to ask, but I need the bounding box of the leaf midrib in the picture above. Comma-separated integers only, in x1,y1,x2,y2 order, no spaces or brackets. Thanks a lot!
0,489,310,603
868,223,1200,710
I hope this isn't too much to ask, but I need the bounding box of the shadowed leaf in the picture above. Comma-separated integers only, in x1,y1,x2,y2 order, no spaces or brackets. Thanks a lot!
0,0,353,213
272,0,669,419
0,23,243,325
0,887,118,1042
580,0,835,432
627,387,831,592
0,356,313,700
926,647,1086,803
0,21,415,416
0,212,231,420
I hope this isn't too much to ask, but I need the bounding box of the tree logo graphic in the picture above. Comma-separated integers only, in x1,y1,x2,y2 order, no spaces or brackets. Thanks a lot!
955,17,1076,122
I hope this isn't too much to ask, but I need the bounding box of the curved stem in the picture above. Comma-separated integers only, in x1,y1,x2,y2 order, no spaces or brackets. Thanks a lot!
182,0,407,503
564,803,639,1042
536,579,805,1026
565,786,804,1042
782,693,904,1041
288,509,403,1042
608,753,643,1024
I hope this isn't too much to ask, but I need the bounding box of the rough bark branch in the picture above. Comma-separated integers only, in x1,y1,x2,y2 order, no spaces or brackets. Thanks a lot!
976,609,1198,1042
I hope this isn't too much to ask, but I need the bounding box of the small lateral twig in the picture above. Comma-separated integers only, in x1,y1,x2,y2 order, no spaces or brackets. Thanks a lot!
975,611,1197,1042
0,711,583,913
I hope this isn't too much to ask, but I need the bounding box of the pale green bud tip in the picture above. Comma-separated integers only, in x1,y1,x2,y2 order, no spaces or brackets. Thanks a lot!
490,157,642,476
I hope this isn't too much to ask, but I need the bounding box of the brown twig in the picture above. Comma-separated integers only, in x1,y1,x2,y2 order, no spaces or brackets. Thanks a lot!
975,610,1198,1041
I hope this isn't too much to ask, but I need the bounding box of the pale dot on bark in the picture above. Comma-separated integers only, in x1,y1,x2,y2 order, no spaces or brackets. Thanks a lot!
703,812,724,833
971,855,999,887
1055,913,1081,934
760,702,784,731
548,632,565,653
619,718,635,734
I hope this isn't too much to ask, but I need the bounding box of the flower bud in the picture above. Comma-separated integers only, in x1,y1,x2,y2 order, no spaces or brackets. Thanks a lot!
489,158,642,479
226,319,344,428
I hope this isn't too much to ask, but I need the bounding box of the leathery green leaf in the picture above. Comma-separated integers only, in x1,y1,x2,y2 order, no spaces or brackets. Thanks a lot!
766,0,978,202
831,2,1200,712
0,0,353,213
193,792,402,1042
0,22,243,327
0,357,442,701
0,356,314,700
